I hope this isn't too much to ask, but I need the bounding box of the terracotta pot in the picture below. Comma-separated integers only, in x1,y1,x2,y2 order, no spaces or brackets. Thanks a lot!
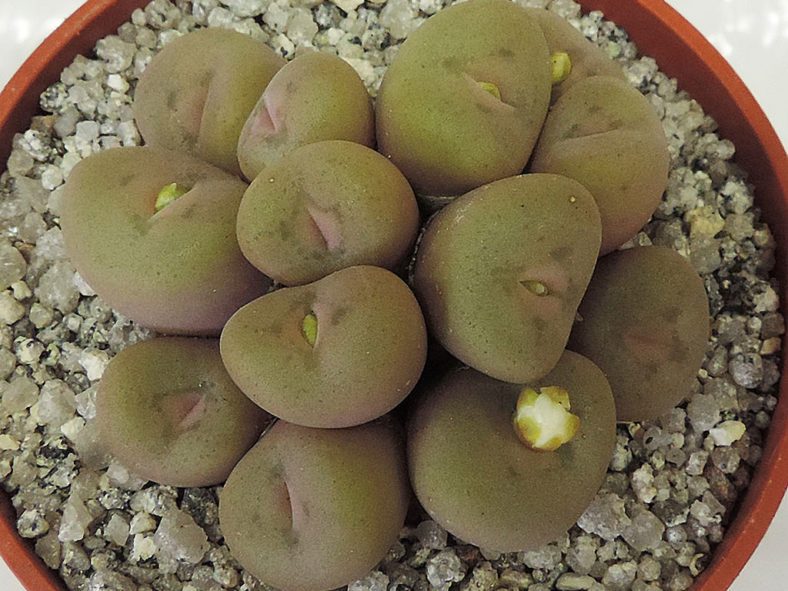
0,1,785,590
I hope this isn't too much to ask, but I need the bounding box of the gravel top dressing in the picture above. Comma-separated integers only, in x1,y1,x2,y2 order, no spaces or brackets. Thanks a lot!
0,0,784,590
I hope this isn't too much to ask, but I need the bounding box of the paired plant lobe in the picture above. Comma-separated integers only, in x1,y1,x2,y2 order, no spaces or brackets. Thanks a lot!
96,338,270,487
569,246,710,421
376,0,552,196
526,7,627,101
60,146,270,335
219,419,409,591
408,352,615,552
220,266,427,429
133,28,284,175
237,51,375,180
237,141,419,286
412,173,601,383
531,76,669,254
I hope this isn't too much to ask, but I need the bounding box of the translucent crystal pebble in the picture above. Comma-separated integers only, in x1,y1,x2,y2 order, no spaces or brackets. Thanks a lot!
286,7,318,44
88,569,137,591
35,530,62,570
154,508,209,565
637,563,663,587
379,0,420,40
17,508,50,538
708,420,746,446
9,454,37,488
660,408,687,433
62,541,91,571
622,510,665,551
0,242,27,290
117,120,140,147
75,120,100,143
415,520,448,550
75,387,97,420
130,534,156,562
263,2,290,32
59,495,94,542
0,293,25,325
60,417,85,443
729,354,764,388
565,535,598,575
555,573,596,591
631,464,657,504
79,348,110,382
459,562,498,591
577,493,631,541
129,512,157,535
6,148,34,176
519,543,562,570
0,434,19,450
105,460,147,491
426,549,465,590
761,312,785,339
710,447,740,474
16,338,45,365
0,348,16,380
686,394,721,433
8,283,29,304
219,0,266,18
549,0,582,18
331,0,363,12
38,379,78,428
104,513,131,546
667,571,694,591
348,571,390,591
602,561,637,590
36,260,80,313
34,227,68,260
18,211,47,243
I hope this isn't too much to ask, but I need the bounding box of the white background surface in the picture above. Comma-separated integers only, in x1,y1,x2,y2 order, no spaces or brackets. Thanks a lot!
0,0,786,590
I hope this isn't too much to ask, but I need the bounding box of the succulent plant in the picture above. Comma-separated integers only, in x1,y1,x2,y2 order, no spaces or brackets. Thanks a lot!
569,246,710,421
219,417,410,591
412,173,601,383
96,337,271,487
237,51,375,181
236,140,419,286
60,146,270,335
530,75,670,254
220,265,428,428
133,28,284,175
376,0,552,196
525,7,627,102
408,351,616,552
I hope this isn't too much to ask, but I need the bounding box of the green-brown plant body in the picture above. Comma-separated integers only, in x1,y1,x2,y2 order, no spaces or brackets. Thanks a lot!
237,51,375,181
96,337,271,487
569,246,710,421
376,0,552,196
413,173,601,383
60,146,270,335
133,28,284,175
220,265,427,428
408,351,616,552
219,418,410,591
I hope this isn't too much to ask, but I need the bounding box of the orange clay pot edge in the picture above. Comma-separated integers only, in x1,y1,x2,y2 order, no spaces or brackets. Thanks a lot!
581,2,788,590
0,0,148,166
0,1,786,591
0,6,151,591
